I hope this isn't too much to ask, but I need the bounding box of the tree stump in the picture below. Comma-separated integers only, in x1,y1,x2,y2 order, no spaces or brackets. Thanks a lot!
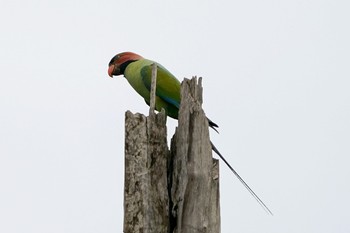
124,111,169,233
169,77,220,233
124,77,220,233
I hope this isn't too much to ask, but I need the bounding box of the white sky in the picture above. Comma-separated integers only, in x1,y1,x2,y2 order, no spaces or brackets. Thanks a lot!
1,0,350,232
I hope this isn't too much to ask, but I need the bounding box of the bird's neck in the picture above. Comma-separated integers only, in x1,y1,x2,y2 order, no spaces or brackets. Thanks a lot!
120,60,138,74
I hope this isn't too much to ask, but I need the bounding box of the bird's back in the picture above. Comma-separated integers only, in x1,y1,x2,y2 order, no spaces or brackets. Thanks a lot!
124,59,181,119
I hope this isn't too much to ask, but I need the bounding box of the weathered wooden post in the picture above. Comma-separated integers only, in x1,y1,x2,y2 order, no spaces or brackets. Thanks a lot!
123,77,220,233
124,110,169,233
169,77,220,233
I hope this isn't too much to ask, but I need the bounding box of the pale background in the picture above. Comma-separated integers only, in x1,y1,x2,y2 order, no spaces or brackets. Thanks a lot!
1,0,349,232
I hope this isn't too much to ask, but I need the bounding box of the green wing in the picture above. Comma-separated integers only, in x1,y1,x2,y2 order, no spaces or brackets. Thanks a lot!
140,63,181,108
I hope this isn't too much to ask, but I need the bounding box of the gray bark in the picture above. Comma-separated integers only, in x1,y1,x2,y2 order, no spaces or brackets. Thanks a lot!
170,77,220,233
124,111,169,233
123,77,220,233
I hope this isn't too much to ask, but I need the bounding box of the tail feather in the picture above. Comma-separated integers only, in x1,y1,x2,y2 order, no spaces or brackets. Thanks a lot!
207,118,219,133
211,141,273,215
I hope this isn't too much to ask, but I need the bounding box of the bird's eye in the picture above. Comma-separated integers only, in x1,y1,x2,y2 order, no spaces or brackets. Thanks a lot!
109,56,117,66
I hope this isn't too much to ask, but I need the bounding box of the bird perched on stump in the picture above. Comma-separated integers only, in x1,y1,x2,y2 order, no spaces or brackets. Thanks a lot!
108,51,272,215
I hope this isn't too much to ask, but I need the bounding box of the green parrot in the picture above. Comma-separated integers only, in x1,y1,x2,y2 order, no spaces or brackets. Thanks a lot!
108,52,272,215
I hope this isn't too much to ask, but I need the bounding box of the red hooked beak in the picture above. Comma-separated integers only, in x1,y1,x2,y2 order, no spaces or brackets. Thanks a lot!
108,64,115,78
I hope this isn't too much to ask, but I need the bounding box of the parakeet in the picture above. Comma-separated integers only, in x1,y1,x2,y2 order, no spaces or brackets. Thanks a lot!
108,52,272,215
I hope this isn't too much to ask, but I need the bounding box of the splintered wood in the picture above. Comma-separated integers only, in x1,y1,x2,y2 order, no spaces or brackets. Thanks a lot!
124,77,220,233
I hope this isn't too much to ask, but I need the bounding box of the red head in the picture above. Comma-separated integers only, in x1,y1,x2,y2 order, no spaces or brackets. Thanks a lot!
108,52,143,77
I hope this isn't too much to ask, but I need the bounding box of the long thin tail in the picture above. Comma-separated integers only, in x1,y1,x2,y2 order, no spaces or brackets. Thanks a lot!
211,142,273,215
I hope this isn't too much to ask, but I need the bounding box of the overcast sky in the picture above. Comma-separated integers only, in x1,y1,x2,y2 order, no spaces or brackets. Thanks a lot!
1,0,350,232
